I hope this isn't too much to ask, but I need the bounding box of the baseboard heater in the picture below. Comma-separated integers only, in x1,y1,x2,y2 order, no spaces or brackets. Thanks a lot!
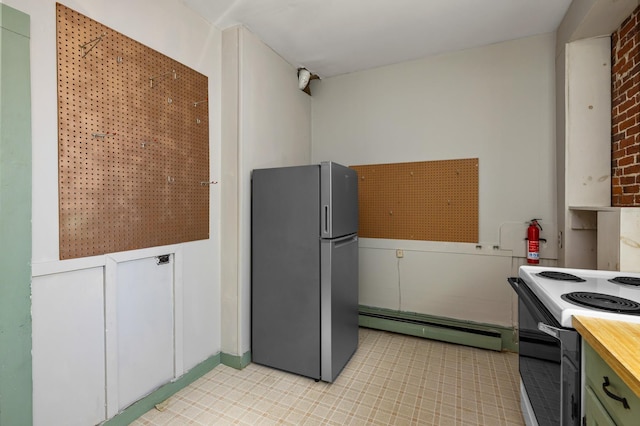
359,310,503,351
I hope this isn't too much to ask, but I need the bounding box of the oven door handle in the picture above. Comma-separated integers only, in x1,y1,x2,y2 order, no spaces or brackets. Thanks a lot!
538,322,580,351
538,322,562,338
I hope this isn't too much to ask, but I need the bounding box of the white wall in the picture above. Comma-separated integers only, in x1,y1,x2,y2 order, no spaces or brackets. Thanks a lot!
311,33,558,326
312,33,557,244
221,26,311,356
3,0,222,422
238,28,311,353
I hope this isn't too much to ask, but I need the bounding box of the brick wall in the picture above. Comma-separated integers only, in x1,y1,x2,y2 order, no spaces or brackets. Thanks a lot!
612,6,640,206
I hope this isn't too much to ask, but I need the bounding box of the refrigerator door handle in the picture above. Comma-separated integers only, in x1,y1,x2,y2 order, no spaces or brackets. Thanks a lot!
332,234,358,247
323,205,329,235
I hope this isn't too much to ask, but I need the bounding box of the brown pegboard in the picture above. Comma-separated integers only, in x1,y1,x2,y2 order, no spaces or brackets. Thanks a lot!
350,159,478,242
56,4,209,259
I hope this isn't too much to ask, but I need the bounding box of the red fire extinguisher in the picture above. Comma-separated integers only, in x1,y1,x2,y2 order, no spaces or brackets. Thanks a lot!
527,219,542,264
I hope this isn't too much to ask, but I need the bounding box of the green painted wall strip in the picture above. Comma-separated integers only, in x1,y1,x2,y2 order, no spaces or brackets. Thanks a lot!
359,305,518,352
0,4,32,426
104,353,221,426
221,350,251,370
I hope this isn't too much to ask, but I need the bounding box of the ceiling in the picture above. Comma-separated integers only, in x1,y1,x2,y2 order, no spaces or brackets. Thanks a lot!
183,0,572,78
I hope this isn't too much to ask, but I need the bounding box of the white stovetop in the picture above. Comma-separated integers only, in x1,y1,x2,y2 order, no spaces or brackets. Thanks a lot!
519,265,640,327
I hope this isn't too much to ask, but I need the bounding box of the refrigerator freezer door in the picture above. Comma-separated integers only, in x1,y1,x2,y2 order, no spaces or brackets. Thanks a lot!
321,162,359,239
321,234,359,382
252,166,321,380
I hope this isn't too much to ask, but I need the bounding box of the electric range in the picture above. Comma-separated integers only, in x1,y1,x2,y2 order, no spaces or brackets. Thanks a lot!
509,266,640,426
519,265,640,328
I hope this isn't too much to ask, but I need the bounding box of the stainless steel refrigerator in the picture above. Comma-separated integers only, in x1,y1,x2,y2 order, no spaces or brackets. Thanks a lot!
251,161,359,382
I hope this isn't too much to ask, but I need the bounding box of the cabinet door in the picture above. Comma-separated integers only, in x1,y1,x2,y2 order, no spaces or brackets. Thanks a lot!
597,211,620,271
585,386,616,426
117,255,174,409
32,268,106,426
585,343,640,425
618,208,640,272
566,38,611,207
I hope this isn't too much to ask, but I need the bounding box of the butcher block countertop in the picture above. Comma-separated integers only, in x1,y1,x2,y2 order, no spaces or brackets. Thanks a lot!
573,315,640,399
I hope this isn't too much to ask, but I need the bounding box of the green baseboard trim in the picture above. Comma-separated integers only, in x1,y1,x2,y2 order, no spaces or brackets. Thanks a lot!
359,306,517,352
221,350,252,369
103,353,221,426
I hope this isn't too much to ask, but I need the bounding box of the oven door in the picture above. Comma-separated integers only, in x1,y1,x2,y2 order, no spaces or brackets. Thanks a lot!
508,277,581,426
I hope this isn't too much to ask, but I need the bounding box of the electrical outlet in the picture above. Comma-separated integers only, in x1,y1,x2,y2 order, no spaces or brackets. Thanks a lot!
558,231,563,249
396,249,404,258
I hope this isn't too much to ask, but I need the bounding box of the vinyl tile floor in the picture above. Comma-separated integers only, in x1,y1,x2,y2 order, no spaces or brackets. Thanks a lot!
132,328,524,425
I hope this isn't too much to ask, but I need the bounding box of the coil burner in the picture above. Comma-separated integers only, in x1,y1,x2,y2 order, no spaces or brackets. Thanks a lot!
561,292,640,314
609,276,640,287
537,271,585,282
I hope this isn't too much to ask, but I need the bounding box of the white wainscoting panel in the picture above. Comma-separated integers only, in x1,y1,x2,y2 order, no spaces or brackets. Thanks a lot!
32,267,106,426
359,239,515,327
115,255,174,410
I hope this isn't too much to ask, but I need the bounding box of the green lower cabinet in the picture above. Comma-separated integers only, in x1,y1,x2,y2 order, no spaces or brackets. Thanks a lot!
584,343,640,425
585,386,616,426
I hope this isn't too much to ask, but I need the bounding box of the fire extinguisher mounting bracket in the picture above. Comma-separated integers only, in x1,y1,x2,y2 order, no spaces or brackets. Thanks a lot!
525,237,547,242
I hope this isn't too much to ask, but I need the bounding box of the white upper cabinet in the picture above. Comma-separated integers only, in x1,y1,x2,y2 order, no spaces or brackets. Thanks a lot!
565,36,612,208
